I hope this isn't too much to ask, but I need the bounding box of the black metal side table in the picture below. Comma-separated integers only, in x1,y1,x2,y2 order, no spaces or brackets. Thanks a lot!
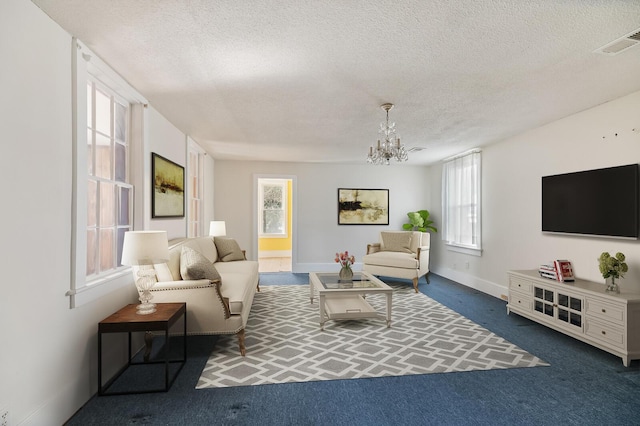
98,302,186,395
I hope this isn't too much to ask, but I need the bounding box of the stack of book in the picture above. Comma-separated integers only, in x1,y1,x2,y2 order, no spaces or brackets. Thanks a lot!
538,260,575,282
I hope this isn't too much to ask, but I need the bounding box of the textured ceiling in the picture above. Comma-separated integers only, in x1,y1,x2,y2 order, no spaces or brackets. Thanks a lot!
32,0,640,165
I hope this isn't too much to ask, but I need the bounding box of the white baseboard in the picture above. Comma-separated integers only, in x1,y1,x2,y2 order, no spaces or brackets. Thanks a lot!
293,263,363,274
431,267,506,299
259,250,292,258
288,263,506,300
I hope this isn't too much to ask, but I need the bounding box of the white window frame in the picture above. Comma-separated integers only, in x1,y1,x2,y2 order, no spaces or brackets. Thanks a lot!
441,149,482,256
258,179,288,238
187,138,205,237
67,39,148,308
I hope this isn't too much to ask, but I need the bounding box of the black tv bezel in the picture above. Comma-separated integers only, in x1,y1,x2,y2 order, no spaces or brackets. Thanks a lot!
541,164,639,240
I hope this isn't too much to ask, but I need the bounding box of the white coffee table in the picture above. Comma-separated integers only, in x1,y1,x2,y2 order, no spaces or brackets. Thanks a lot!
309,271,393,330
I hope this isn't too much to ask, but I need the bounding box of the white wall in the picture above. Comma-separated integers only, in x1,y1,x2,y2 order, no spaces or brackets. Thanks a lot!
214,161,432,271
0,1,199,424
430,90,640,297
146,106,188,239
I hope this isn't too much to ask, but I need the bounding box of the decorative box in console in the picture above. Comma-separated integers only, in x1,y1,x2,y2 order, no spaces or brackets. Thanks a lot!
507,270,640,367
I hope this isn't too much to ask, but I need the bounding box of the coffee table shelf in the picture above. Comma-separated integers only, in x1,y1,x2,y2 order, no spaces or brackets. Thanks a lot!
310,271,392,330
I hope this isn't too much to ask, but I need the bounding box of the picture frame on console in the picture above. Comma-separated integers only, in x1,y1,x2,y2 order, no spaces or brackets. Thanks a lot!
152,152,185,218
338,188,389,225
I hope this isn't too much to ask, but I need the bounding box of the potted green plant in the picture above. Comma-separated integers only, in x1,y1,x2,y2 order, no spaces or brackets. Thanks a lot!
598,252,628,294
403,209,437,233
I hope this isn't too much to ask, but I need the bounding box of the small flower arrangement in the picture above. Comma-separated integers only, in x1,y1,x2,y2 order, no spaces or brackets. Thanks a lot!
598,252,628,280
335,251,355,269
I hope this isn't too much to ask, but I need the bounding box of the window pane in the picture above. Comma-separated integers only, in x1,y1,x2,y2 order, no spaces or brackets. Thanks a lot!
95,88,111,135
191,176,198,197
87,83,93,127
263,210,284,234
263,185,283,209
189,199,200,223
86,229,97,276
95,133,111,179
99,228,114,272
99,182,115,227
118,186,130,226
87,128,93,175
87,179,97,227
116,228,127,267
114,142,126,182
115,102,126,142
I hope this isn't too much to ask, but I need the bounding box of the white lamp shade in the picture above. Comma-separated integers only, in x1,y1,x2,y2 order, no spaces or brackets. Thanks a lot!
121,231,170,266
209,221,227,237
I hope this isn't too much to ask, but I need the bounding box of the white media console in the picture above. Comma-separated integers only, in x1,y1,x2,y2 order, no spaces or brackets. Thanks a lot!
507,270,640,366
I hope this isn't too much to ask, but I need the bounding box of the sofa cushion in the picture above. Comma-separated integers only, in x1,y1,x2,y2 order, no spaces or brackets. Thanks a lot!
180,246,222,283
214,237,245,262
362,251,419,269
381,231,413,253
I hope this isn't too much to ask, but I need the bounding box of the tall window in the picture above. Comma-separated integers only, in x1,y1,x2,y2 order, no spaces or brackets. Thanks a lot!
442,150,482,253
69,39,146,308
187,140,205,237
86,80,133,278
259,179,287,236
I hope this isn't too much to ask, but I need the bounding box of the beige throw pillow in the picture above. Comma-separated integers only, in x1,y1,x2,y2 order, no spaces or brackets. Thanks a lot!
214,237,245,262
180,246,221,283
381,232,413,253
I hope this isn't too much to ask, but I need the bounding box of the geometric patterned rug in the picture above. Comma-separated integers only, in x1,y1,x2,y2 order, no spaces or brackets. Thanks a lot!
197,283,548,388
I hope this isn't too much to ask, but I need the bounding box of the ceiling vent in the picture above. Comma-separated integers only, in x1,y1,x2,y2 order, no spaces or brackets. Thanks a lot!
407,146,426,153
594,28,640,55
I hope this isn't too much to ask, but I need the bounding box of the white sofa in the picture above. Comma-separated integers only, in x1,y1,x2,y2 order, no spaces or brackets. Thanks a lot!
135,236,259,356
362,231,430,293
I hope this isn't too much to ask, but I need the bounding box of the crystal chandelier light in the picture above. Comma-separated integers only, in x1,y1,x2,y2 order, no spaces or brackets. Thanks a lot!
367,103,408,165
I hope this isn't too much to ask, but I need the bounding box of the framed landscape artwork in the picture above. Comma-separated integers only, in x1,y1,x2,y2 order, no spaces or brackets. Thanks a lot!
152,153,185,218
338,188,389,225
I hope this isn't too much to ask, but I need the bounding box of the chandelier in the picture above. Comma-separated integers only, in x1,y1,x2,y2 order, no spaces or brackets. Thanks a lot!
366,103,408,165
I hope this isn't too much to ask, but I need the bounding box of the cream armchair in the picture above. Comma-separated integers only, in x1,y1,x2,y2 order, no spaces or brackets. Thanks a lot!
362,231,430,293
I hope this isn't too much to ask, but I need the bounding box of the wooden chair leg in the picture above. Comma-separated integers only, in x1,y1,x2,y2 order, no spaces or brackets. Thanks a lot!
412,277,419,293
426,273,430,284
237,329,246,356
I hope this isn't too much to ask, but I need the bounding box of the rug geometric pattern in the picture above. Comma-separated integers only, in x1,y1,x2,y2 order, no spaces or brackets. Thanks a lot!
197,283,548,388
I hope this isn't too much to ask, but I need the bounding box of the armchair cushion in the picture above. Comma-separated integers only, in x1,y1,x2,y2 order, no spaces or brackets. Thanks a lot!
214,237,246,262
380,231,413,253
362,251,419,269
180,246,221,283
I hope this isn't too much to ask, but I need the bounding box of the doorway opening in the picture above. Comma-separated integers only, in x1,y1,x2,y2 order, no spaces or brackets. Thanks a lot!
256,177,293,273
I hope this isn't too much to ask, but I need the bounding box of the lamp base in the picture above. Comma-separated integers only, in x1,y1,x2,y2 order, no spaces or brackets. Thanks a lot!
135,268,158,315
136,302,157,315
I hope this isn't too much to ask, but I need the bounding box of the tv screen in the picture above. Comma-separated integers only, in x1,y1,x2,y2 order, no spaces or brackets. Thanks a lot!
542,164,639,239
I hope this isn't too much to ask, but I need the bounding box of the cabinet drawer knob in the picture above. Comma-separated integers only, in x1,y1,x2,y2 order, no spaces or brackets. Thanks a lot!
602,331,606,335
602,309,606,313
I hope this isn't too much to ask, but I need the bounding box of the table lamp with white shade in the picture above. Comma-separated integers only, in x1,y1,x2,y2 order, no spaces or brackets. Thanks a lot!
209,221,226,237
121,230,170,315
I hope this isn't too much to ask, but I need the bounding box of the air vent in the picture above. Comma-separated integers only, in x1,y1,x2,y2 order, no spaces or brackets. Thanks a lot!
594,28,640,55
407,147,426,153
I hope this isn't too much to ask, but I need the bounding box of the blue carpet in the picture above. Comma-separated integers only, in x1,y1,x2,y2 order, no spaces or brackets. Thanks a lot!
67,273,640,425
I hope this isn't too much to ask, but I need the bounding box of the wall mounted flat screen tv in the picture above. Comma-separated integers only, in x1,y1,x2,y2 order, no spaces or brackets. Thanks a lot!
542,164,639,239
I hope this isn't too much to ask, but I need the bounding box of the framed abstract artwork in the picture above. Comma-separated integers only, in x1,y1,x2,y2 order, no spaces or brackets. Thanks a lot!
338,188,389,225
152,153,185,218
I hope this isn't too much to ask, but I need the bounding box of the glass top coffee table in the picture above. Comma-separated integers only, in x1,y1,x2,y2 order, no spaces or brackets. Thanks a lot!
309,271,392,330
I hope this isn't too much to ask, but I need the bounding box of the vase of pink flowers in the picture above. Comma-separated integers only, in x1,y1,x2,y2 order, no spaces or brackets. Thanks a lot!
335,251,355,282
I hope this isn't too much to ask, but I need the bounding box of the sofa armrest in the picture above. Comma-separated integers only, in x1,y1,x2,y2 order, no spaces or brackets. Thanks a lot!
416,246,430,274
366,243,381,254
